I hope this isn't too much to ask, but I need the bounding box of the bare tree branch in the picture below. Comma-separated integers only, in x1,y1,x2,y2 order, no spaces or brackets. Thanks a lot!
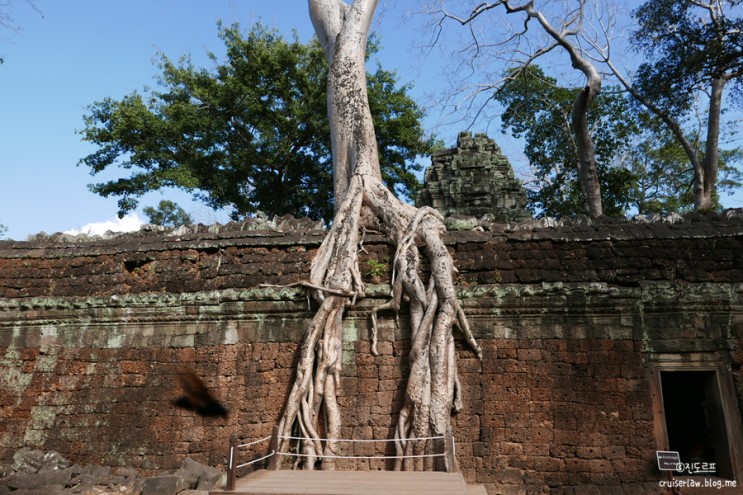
432,0,605,216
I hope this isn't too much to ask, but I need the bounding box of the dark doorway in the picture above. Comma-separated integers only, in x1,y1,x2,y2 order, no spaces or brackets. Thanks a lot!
660,370,734,479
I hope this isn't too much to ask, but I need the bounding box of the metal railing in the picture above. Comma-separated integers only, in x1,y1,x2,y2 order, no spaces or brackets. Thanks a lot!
225,426,456,491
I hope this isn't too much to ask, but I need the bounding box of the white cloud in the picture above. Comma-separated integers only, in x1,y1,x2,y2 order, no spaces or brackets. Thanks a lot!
64,213,144,236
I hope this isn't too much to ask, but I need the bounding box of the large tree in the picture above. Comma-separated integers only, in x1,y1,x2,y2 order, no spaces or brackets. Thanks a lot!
495,65,637,217
435,0,607,217
274,0,480,472
598,0,743,211
79,23,432,223
623,115,743,214
495,65,743,217
633,0,743,210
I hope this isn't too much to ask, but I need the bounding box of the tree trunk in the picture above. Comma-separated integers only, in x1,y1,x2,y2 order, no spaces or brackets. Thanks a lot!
571,80,603,218
696,76,726,210
310,0,381,206
275,0,481,471
505,1,604,217
601,47,728,213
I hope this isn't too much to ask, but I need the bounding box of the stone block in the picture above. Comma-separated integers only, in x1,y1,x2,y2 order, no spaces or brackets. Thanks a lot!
141,475,186,495
5,468,72,490
112,466,139,478
174,457,224,491
77,463,111,477
196,470,225,490
19,485,68,495
11,448,45,474
576,446,602,459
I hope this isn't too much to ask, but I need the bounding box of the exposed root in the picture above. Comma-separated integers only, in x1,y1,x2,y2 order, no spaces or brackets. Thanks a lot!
277,295,345,470
276,175,481,472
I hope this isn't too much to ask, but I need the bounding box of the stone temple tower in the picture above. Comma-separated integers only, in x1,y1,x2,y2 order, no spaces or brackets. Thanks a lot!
416,132,531,222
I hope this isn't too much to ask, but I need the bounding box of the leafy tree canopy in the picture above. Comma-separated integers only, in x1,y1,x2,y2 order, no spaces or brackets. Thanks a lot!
632,0,743,119
495,65,743,218
626,115,743,215
143,200,193,228
495,65,637,218
79,23,433,223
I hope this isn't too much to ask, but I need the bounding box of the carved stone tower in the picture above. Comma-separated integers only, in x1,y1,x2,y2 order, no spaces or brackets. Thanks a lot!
416,132,531,222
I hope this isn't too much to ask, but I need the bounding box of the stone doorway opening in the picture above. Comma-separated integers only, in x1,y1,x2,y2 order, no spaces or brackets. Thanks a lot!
659,369,735,479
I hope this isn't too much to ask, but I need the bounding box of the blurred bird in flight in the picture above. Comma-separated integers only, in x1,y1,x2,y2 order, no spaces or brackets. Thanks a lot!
172,369,228,418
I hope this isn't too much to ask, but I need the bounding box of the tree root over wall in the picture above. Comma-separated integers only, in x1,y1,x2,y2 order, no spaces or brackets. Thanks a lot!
275,0,482,472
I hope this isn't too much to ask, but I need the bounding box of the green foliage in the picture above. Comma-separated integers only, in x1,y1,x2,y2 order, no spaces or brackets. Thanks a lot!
364,259,387,279
627,121,696,215
626,115,743,214
629,133,743,214
78,23,433,223
143,200,193,228
495,65,743,217
632,0,743,119
495,65,637,217
627,0,743,211
0,223,7,239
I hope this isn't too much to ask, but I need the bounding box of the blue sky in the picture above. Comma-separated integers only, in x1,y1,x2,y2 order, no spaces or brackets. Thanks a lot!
1,1,741,240
0,0,451,239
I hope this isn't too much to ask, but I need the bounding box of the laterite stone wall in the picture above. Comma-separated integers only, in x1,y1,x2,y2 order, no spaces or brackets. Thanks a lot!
1,216,743,494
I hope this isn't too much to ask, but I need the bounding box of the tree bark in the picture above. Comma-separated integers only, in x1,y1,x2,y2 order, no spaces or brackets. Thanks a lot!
310,0,381,207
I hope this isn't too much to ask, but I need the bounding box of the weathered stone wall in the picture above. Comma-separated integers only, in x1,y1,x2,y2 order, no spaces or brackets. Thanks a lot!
1,217,743,494
416,132,531,221
2,218,741,299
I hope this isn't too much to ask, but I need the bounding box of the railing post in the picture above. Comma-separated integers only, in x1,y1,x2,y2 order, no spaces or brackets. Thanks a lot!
227,433,237,491
445,426,458,473
268,425,279,470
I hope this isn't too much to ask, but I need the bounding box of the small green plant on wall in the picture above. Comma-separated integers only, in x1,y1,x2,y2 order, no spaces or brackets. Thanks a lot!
365,259,387,282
